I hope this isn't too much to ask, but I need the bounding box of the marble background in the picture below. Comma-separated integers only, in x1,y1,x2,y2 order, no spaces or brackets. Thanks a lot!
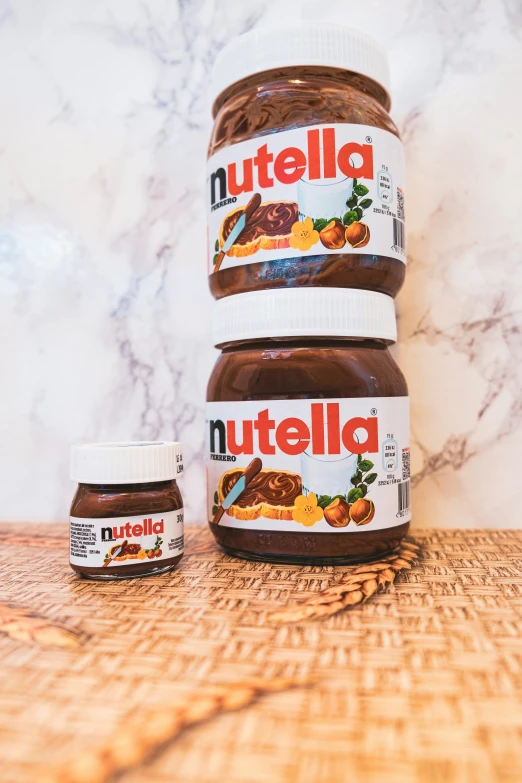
0,0,520,527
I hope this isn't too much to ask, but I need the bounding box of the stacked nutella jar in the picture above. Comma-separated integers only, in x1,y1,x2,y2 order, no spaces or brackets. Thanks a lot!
206,25,410,564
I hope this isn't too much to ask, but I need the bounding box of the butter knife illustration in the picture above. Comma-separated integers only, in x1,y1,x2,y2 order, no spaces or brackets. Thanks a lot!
103,539,127,568
214,192,262,273
212,457,263,525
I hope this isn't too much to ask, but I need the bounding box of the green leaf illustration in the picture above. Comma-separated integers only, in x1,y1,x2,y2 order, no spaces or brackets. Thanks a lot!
359,460,374,472
213,253,220,265
351,470,363,486
214,239,219,252
346,195,358,209
343,210,359,226
317,494,332,509
360,198,373,209
348,487,364,503
214,491,218,504
355,207,363,221
313,218,328,232
365,473,377,485
357,454,363,465
354,184,369,197
212,505,218,515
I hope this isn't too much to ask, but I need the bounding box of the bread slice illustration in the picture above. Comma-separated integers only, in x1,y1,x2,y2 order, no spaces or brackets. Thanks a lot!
107,542,141,561
219,200,298,258
218,467,302,521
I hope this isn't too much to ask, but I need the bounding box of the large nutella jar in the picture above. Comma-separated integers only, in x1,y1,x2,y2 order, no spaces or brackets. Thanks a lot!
208,25,406,300
70,442,184,580
206,289,411,564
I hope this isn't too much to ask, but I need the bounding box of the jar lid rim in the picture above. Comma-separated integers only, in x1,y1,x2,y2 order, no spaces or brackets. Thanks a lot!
210,24,391,108
212,288,397,346
70,441,184,484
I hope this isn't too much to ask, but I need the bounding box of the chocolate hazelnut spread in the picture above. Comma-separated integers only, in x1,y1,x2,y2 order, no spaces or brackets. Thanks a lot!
206,288,411,564
222,202,298,248
221,469,302,510
69,442,184,580
207,26,406,300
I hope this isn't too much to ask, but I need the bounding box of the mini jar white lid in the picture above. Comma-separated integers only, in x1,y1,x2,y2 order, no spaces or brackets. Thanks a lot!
212,288,397,346
70,441,183,485
210,24,390,108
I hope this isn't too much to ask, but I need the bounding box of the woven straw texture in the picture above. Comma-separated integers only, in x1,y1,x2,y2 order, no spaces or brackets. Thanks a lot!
1,523,522,783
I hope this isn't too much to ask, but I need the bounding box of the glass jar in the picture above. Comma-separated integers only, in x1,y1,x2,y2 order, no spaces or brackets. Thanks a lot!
207,25,406,300
206,288,410,564
70,442,184,580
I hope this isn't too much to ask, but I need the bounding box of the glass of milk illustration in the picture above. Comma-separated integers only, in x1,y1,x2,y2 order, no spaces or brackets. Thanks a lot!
297,156,355,223
301,451,359,499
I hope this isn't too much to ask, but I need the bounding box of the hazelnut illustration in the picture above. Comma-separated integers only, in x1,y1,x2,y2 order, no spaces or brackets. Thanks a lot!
323,497,351,527
147,550,155,559
319,219,346,250
155,549,162,557
345,222,370,248
349,497,375,526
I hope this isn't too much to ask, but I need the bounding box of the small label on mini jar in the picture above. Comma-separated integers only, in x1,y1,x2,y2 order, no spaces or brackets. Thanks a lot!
70,510,184,568
207,123,405,274
206,398,410,532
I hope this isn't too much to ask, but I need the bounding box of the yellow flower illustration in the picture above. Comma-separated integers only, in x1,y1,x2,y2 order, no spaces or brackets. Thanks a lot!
292,492,324,527
289,217,320,252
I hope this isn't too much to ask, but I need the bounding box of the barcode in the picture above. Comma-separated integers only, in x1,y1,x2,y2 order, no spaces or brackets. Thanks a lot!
398,480,410,513
397,188,405,221
393,218,405,251
402,448,410,481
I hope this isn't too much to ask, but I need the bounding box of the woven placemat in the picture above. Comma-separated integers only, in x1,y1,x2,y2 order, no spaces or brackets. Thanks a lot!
1,524,522,783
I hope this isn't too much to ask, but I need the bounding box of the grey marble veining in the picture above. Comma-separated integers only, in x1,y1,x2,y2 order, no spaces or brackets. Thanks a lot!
0,0,520,527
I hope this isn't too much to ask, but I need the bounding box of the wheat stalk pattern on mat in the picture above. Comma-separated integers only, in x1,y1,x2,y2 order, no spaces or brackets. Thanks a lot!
0,604,80,646
42,677,315,783
269,541,420,622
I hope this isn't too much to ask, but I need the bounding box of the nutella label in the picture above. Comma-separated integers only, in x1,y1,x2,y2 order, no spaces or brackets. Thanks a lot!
70,510,184,568
207,123,405,274
206,398,410,533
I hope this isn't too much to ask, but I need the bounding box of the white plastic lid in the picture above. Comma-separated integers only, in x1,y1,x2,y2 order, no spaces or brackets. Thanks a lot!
210,24,390,108
70,441,183,485
213,288,396,346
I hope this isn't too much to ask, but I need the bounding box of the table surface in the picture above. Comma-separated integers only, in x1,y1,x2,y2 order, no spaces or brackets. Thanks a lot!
1,524,522,783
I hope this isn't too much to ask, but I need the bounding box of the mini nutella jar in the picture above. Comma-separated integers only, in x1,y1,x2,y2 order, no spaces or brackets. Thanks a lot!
208,25,406,300
69,441,184,580
206,289,410,564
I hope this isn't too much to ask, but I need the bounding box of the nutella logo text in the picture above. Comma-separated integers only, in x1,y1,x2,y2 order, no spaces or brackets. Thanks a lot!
210,127,374,207
209,403,378,457
100,518,164,542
